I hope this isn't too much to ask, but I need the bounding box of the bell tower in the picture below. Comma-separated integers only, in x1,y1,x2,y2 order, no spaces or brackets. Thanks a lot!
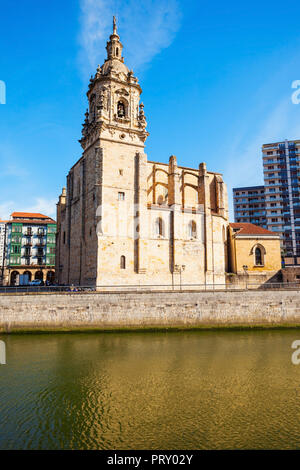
79,16,149,151
76,16,149,285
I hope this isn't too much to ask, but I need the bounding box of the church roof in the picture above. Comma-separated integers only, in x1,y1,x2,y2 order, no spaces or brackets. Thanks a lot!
102,58,129,76
230,222,279,236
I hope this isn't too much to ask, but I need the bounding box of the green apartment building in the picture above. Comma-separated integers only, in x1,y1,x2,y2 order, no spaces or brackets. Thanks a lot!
3,212,56,285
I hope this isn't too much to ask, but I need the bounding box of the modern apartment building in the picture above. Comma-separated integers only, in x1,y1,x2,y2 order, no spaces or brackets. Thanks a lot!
233,186,266,228
263,139,300,264
2,212,56,285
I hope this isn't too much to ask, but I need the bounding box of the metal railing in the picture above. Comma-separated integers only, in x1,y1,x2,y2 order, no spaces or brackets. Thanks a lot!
0,285,96,294
0,282,299,294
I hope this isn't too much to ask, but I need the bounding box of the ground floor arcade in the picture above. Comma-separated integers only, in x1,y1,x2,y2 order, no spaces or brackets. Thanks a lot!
3,267,55,286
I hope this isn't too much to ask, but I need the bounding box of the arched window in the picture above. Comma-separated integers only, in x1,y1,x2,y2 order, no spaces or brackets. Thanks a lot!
117,101,125,118
188,220,197,238
120,255,126,269
116,47,119,57
10,271,19,286
255,247,263,266
23,271,32,282
35,271,43,281
155,217,164,237
46,271,55,284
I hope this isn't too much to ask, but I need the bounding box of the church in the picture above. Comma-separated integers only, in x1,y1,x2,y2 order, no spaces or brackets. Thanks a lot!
55,18,229,287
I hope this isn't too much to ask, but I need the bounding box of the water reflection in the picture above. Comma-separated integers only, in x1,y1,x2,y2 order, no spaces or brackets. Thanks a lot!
0,330,300,449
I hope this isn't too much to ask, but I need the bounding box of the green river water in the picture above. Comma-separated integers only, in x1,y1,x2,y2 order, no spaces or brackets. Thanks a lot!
1,330,300,449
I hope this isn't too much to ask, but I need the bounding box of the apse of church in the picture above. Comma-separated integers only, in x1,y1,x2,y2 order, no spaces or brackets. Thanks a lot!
56,17,229,287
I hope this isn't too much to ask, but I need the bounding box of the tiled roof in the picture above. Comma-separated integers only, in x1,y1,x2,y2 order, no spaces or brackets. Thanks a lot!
7,218,55,225
230,222,277,236
11,212,51,219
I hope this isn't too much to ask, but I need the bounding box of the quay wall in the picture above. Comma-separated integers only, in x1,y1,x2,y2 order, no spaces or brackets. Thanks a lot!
0,290,300,332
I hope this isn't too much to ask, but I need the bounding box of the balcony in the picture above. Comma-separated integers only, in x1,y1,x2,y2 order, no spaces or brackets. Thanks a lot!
266,217,283,222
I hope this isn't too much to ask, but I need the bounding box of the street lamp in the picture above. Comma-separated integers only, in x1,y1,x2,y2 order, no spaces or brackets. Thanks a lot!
175,264,186,290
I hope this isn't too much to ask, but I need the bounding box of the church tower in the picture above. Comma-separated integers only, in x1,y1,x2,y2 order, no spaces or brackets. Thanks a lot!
56,17,150,285
80,16,148,151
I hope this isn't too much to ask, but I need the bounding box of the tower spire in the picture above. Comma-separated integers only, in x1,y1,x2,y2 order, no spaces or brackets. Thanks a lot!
113,15,117,35
106,15,122,60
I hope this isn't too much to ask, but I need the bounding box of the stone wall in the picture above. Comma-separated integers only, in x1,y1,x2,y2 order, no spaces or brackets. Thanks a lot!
1,290,300,332
226,270,282,288
282,267,300,284
233,237,282,273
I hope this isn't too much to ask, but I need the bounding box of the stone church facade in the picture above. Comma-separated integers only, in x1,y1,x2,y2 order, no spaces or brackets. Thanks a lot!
56,18,229,287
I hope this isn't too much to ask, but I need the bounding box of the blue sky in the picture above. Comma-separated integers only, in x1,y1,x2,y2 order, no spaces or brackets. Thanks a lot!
1,0,300,220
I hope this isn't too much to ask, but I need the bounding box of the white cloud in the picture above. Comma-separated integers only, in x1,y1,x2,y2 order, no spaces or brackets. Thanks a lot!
0,201,14,221
78,0,181,80
0,198,56,221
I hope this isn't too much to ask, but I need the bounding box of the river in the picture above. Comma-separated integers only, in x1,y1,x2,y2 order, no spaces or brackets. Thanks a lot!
0,330,300,449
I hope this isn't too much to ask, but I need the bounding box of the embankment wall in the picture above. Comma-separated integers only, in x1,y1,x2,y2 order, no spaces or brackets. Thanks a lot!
0,290,300,332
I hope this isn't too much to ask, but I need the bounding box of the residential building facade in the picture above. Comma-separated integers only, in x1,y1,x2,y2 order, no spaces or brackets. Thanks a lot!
0,221,7,285
233,186,266,227
2,212,56,285
56,18,229,288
